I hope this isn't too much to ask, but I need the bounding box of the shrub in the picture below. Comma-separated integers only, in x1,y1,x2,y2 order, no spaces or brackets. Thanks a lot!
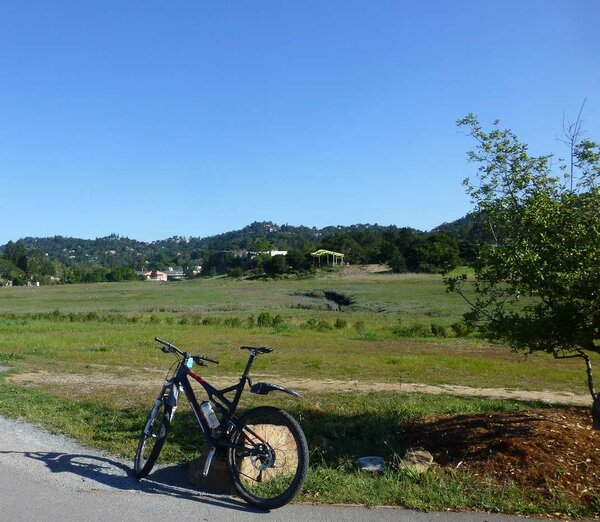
227,267,245,279
334,318,348,329
223,317,243,328
430,323,447,337
257,312,273,327
451,320,471,337
316,320,333,331
353,320,366,333
392,322,433,338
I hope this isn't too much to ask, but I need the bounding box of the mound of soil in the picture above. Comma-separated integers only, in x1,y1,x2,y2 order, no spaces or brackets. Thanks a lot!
405,408,600,503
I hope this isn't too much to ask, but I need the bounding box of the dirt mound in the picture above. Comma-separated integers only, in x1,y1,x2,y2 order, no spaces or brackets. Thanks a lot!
405,408,600,502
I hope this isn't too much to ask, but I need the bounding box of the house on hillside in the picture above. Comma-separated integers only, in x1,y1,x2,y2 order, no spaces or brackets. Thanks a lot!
269,250,288,257
164,268,185,281
247,250,288,258
142,270,167,281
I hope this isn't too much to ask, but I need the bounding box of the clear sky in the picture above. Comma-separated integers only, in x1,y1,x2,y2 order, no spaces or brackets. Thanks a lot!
1,0,598,244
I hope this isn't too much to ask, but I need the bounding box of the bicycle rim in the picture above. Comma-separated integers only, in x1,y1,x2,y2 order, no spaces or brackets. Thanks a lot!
227,407,308,509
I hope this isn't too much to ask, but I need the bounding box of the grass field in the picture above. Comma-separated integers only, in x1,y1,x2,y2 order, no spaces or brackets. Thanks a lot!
0,267,597,516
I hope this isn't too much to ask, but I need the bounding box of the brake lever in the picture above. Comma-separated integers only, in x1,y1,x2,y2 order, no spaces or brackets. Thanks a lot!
192,356,206,366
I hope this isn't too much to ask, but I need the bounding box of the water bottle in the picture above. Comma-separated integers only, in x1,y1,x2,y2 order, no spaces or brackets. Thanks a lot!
200,401,220,429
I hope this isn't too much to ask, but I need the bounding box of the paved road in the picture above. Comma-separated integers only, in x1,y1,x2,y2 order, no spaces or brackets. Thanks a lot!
0,416,541,522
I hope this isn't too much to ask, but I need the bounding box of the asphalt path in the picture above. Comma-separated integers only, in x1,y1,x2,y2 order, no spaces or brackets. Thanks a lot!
0,416,547,522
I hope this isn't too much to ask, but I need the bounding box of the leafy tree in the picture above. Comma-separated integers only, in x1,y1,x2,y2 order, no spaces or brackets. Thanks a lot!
26,248,56,279
227,267,245,279
3,240,28,271
0,258,25,283
388,253,407,273
445,114,600,426
286,246,313,272
424,233,460,272
263,255,287,276
106,267,137,282
321,235,366,264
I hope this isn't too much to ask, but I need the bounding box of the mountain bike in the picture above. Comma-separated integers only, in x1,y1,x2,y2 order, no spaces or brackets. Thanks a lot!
133,337,309,510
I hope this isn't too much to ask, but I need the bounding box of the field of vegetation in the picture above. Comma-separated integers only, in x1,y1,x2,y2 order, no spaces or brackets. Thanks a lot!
0,267,598,517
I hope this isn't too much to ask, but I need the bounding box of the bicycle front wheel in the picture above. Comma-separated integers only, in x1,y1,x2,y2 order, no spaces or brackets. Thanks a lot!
226,406,309,509
133,398,171,478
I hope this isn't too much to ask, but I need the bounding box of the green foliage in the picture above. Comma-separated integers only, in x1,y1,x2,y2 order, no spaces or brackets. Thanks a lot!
263,254,288,276
2,219,476,284
333,318,348,329
255,311,285,328
447,114,600,391
106,267,137,282
388,254,407,273
0,241,57,284
227,267,245,279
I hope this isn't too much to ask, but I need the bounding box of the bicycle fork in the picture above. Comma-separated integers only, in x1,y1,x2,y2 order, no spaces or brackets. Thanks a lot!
144,381,179,435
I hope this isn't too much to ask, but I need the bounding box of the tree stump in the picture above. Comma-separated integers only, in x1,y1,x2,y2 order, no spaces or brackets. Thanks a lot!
188,444,235,494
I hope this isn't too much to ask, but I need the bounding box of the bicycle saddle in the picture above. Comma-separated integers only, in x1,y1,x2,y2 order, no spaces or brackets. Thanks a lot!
240,346,273,354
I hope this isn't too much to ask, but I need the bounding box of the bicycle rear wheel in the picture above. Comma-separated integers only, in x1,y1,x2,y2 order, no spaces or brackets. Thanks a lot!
133,398,171,478
226,406,309,509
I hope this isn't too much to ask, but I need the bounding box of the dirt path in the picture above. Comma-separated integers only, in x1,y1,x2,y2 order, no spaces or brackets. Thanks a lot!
7,369,593,406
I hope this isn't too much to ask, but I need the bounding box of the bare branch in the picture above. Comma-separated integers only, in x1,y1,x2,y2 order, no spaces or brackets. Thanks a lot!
560,98,587,191
553,348,597,399
452,283,495,322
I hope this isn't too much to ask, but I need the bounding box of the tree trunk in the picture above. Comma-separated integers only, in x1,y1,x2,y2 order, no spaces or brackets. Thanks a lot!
592,394,600,430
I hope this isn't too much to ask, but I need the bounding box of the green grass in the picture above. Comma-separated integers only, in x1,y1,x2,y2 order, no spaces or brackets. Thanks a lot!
0,272,468,319
0,314,591,393
0,370,592,516
0,270,597,516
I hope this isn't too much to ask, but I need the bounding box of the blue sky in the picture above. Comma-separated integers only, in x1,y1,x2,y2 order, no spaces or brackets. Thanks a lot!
1,0,598,244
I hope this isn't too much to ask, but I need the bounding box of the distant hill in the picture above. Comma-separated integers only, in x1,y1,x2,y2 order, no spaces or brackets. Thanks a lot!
431,212,480,239
0,217,473,282
6,221,424,268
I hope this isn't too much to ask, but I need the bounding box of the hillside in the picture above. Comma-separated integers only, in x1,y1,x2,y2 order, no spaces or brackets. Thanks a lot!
0,217,472,283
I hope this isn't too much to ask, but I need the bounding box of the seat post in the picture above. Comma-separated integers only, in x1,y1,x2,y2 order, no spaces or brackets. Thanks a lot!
241,350,256,379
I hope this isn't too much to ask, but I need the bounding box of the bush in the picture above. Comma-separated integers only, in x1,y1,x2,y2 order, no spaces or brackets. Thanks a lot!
257,312,273,327
316,320,332,331
263,255,288,276
202,316,222,326
430,323,447,337
392,322,433,338
451,320,471,337
334,318,348,329
227,267,245,279
353,320,366,333
223,316,243,328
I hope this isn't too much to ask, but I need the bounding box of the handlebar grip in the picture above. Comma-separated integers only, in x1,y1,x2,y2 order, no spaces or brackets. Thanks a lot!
203,356,219,364
155,337,181,354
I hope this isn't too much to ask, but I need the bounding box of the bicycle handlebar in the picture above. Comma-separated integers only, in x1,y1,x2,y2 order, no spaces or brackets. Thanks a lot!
154,337,219,364
199,355,220,364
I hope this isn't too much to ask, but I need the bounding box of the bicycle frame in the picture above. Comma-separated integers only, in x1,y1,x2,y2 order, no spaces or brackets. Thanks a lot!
155,349,261,451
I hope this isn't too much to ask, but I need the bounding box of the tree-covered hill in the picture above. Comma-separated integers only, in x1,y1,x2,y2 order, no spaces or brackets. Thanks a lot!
0,217,471,284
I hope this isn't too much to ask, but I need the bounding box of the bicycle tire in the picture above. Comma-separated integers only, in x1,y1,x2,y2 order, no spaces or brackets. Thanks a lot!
226,406,309,509
133,398,171,478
